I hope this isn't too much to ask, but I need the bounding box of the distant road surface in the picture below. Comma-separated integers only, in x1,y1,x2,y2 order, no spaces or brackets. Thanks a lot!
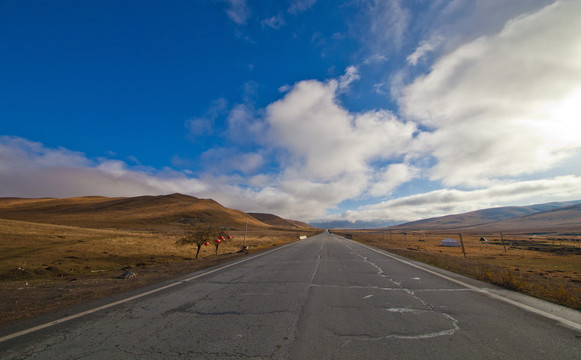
1,232,580,359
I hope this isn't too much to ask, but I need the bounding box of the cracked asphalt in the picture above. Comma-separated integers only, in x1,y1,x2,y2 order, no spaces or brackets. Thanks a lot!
1,232,580,359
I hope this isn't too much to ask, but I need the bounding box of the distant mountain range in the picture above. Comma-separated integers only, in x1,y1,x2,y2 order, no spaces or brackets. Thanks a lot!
2,195,578,235
308,219,401,230
387,200,581,235
0,194,313,231
312,200,581,234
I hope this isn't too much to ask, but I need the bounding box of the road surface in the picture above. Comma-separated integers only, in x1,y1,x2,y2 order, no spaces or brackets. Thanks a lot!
1,232,580,359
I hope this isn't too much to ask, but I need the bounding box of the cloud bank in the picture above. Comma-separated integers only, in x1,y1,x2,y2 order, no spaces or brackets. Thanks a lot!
400,0,581,188
2,1,581,225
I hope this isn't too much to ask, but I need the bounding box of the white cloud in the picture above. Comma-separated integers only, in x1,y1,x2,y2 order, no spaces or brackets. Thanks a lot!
405,0,554,66
363,53,388,65
254,68,418,218
362,0,411,51
187,98,228,136
225,103,265,144
0,136,207,199
400,0,581,187
368,163,418,197
266,76,415,179
223,0,250,25
338,65,360,91
406,36,442,66
261,14,285,30
288,0,317,15
278,84,291,93
200,147,265,175
0,136,90,169
187,118,213,137
336,175,581,223
0,135,345,220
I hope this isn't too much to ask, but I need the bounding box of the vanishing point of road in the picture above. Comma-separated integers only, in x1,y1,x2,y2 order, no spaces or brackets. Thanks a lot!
1,232,580,359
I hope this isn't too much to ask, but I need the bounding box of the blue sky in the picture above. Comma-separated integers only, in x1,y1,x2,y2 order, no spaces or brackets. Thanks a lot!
1,0,581,225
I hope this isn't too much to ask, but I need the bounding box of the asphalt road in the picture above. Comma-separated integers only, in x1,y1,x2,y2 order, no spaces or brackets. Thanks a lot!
1,232,580,359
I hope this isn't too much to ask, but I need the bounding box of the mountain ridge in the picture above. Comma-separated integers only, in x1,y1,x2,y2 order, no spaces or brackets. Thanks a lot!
388,200,581,234
0,194,311,231
248,212,313,229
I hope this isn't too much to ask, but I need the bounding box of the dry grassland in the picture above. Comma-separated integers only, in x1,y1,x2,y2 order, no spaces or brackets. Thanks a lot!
335,230,581,309
0,218,318,325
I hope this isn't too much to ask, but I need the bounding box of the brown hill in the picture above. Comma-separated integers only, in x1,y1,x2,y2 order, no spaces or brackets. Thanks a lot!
390,201,581,235
0,194,270,231
248,212,313,229
474,204,581,234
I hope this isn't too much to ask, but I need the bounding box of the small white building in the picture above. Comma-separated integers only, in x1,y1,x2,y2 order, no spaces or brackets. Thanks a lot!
440,238,460,247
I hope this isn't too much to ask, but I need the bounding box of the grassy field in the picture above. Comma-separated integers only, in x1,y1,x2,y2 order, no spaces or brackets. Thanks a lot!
3,210,579,321
334,230,581,309
0,218,316,281
0,218,319,325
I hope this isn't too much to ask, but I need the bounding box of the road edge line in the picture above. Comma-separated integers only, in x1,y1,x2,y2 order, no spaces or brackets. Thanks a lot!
353,240,581,332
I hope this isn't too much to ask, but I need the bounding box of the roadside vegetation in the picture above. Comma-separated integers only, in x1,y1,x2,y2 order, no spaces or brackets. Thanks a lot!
334,230,581,309
0,217,318,325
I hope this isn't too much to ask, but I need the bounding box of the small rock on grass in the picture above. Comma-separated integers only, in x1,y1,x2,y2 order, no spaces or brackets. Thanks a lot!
118,270,137,279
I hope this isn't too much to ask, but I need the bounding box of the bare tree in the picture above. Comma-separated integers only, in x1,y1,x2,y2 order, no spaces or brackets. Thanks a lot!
176,224,218,259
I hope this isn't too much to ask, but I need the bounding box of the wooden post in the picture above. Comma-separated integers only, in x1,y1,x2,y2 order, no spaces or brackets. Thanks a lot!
458,233,467,258
500,232,507,253
243,216,248,248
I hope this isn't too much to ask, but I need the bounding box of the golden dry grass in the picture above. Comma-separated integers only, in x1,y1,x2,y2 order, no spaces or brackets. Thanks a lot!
1,218,182,279
0,195,320,325
335,230,581,309
0,217,319,325
0,218,318,281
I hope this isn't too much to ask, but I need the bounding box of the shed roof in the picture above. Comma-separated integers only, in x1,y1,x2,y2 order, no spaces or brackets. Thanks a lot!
440,238,460,247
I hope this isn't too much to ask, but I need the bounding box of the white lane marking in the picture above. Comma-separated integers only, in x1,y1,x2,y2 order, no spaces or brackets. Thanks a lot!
351,239,581,332
412,277,420,280
0,240,306,344
362,295,373,299
385,308,416,313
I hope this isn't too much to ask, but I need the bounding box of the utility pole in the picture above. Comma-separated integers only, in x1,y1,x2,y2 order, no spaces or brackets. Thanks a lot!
458,233,467,258
500,232,507,253
243,215,248,248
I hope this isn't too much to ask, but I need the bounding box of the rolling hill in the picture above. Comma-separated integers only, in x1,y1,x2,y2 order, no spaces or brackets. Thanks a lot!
248,212,313,229
0,194,306,231
476,203,581,234
390,201,581,235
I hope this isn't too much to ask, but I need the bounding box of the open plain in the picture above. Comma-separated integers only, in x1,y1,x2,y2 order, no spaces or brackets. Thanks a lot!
0,195,318,325
1,233,580,359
